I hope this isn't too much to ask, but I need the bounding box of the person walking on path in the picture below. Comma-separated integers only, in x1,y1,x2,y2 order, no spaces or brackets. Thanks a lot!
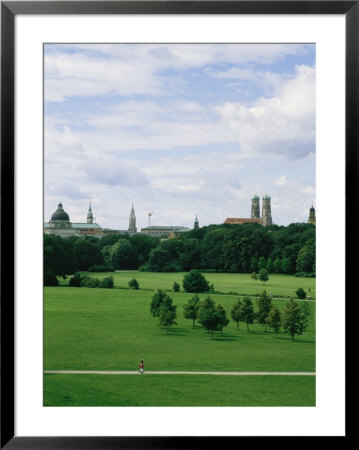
139,359,144,374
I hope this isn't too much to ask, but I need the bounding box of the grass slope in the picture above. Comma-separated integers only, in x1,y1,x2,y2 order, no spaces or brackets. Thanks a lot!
59,270,316,299
45,273,315,406
44,287,315,372
44,374,315,407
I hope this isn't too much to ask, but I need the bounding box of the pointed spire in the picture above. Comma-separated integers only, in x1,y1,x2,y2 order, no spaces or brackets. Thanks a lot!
87,198,94,224
128,202,137,233
194,214,199,229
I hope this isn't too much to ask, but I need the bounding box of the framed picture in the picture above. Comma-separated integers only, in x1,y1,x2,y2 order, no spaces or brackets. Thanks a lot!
1,1,352,446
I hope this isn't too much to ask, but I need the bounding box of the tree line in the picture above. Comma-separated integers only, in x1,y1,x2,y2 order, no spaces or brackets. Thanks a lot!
44,221,315,284
150,288,312,341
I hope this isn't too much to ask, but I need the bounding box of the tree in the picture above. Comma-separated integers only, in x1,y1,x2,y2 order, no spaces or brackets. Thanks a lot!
128,278,139,289
251,272,257,281
44,267,58,286
158,295,177,332
231,298,243,330
200,228,226,271
295,287,307,299
256,290,272,331
258,268,269,284
296,240,315,273
241,296,255,331
300,300,312,332
198,307,221,339
216,303,230,335
150,289,168,318
178,238,201,271
199,295,215,310
173,281,180,292
98,233,121,250
183,295,201,328
258,256,266,270
282,298,307,341
273,257,282,274
182,269,210,293
266,257,274,273
266,306,282,335
109,239,137,269
73,238,103,271
44,234,73,278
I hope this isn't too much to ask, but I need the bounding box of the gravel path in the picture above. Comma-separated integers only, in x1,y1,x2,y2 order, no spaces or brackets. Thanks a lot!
44,370,315,376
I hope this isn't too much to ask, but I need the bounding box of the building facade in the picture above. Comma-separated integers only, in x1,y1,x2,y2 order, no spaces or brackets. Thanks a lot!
44,202,103,237
224,194,273,227
140,225,191,238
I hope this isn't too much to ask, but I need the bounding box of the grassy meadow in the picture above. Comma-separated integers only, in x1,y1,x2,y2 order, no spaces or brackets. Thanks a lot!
58,270,316,299
45,271,315,406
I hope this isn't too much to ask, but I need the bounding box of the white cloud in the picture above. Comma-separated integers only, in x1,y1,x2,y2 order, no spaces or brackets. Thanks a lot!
44,43,312,102
275,175,288,186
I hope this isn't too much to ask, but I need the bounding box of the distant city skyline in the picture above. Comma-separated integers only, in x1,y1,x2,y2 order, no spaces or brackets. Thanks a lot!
44,43,315,229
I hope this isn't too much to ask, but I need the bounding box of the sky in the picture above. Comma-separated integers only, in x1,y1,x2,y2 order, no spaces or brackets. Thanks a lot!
44,43,315,230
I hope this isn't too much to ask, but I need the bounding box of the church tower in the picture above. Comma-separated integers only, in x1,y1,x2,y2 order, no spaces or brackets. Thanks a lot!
194,215,199,229
308,206,316,225
251,195,260,218
261,194,272,227
128,203,137,233
87,200,94,224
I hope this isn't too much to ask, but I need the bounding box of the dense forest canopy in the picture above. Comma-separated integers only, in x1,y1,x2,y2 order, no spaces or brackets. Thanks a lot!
44,222,315,282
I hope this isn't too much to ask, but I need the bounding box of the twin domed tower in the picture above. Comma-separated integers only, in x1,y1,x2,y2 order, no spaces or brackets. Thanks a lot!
250,194,272,227
224,194,272,227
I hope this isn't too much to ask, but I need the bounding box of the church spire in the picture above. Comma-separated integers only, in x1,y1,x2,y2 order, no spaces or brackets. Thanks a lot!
87,199,94,224
194,214,199,229
128,202,137,233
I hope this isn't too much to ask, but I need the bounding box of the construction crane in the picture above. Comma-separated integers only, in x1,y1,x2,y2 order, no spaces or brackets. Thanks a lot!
148,211,154,227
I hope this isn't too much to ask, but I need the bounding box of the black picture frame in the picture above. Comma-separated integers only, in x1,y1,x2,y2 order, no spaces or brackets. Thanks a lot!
1,1,352,447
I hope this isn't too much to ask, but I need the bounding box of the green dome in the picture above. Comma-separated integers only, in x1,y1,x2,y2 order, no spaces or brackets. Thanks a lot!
251,194,260,201
51,203,70,222
262,194,271,200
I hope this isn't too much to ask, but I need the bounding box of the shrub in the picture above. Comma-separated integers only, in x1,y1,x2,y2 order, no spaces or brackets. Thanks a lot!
173,282,180,292
82,277,100,288
88,264,115,272
294,272,315,278
139,263,151,272
258,268,269,283
162,262,182,273
295,287,307,299
99,275,114,289
44,267,58,286
183,270,210,293
69,272,82,287
128,278,139,290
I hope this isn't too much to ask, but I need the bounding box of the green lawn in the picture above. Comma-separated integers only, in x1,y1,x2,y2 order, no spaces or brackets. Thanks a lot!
44,374,315,407
59,270,316,299
44,276,315,406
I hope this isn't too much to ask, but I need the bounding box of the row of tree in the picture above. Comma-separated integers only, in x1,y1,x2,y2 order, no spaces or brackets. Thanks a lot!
44,221,315,283
150,289,312,341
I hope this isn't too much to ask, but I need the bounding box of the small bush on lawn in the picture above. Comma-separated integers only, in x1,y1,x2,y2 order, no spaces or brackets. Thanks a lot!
128,278,139,290
183,270,211,293
295,287,307,299
99,276,114,289
173,282,180,292
82,277,100,288
69,272,82,287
